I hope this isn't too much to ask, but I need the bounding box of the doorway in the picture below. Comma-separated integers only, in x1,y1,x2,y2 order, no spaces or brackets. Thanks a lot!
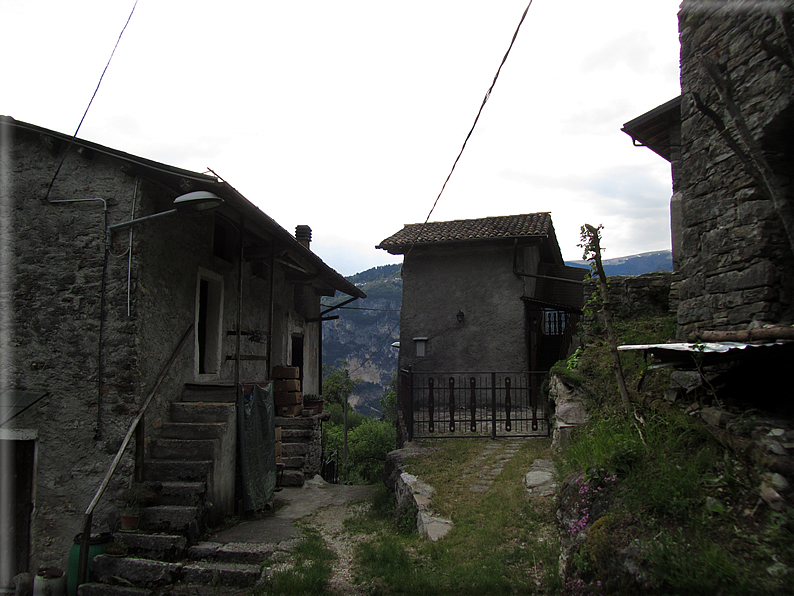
0,436,35,588
196,270,224,378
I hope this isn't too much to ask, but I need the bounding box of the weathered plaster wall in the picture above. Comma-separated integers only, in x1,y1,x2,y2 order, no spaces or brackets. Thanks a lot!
6,127,141,572
399,244,532,373
677,0,794,339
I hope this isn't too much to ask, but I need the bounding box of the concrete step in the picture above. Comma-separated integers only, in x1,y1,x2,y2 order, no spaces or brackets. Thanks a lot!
160,422,226,440
144,460,212,483
171,402,235,424
156,481,206,506
151,439,217,461
182,561,262,587
140,505,200,534
113,532,187,562
78,583,153,596
182,383,236,403
91,555,182,588
187,541,275,565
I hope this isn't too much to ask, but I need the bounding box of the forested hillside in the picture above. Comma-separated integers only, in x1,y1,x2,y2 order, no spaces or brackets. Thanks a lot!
322,264,401,416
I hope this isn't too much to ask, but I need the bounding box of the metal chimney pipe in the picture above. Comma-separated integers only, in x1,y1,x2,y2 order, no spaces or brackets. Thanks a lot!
295,225,312,249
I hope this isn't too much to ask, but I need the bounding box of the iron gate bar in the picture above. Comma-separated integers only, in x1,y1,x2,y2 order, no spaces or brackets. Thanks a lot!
505,377,512,432
428,377,435,434
491,372,497,439
448,377,455,432
405,371,550,439
469,377,476,432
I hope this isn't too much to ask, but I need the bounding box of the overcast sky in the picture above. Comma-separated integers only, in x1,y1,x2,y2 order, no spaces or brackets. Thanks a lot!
2,0,682,276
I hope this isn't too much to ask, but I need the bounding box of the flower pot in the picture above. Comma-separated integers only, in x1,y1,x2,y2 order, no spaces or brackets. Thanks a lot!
303,400,323,413
119,513,140,532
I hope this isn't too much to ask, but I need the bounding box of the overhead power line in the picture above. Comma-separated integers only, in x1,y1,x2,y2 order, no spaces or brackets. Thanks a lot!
45,0,139,200
408,0,535,250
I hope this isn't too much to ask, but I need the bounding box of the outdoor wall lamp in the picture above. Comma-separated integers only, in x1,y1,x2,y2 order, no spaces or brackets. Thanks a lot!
105,190,224,247
456,310,465,323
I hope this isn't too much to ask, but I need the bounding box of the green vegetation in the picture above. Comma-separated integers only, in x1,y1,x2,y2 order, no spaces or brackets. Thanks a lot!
321,364,397,484
256,529,336,595
556,312,794,595
352,439,561,595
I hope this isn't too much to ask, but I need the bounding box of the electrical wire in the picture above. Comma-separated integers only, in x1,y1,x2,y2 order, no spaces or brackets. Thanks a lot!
44,0,140,201
407,0,534,252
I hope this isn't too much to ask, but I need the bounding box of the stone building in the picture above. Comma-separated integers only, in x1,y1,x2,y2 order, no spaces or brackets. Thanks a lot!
0,116,364,583
622,0,794,340
377,214,585,442
377,213,585,375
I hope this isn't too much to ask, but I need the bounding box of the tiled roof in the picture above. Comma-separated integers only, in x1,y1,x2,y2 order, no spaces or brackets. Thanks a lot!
377,213,552,252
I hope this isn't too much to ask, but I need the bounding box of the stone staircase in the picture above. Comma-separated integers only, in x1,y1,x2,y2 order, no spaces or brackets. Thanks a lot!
275,414,325,487
78,383,260,595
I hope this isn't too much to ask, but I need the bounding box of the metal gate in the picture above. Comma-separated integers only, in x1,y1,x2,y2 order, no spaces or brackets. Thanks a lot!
401,369,550,440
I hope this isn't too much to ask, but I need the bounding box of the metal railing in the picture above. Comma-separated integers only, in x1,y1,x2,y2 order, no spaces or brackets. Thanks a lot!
75,325,193,590
401,369,550,440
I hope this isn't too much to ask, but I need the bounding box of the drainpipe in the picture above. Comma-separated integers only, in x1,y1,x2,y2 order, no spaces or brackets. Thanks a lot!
267,245,276,378
235,215,245,388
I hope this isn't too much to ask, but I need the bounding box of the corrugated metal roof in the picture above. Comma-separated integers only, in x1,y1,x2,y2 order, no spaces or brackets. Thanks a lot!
376,213,551,253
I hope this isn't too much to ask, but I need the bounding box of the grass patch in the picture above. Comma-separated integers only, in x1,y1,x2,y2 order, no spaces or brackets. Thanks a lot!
257,528,336,595
352,438,560,594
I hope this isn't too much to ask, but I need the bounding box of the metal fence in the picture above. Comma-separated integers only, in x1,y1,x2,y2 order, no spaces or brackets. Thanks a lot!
401,369,550,440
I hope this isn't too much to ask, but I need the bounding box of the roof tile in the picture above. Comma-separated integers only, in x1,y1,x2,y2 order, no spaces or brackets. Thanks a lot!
377,213,552,250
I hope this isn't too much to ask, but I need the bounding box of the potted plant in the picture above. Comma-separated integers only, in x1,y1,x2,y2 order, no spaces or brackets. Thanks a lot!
119,482,156,531
302,394,324,414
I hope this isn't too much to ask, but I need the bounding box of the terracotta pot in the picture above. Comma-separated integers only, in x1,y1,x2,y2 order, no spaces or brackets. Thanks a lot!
119,513,140,532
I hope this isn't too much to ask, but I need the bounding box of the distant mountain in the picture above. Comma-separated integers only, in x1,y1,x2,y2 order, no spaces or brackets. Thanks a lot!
323,250,672,416
565,249,672,277
322,264,402,417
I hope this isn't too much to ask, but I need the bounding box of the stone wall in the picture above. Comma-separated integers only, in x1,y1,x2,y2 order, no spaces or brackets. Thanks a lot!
585,271,674,321
6,125,142,574
676,0,794,339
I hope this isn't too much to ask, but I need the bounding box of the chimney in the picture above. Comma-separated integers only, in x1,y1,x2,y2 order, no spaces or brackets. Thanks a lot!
295,225,312,249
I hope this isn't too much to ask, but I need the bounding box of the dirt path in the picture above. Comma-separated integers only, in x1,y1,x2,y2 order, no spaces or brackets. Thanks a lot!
301,492,376,595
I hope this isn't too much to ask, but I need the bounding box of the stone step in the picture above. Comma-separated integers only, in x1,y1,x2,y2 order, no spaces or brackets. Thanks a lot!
280,428,314,441
91,555,182,589
187,541,275,565
155,481,206,506
161,422,227,440
171,402,235,424
182,383,236,403
281,442,309,457
78,583,153,596
144,460,212,483
275,416,319,429
280,470,305,487
182,561,262,587
151,438,217,461
280,456,305,469
113,532,187,562
140,505,200,534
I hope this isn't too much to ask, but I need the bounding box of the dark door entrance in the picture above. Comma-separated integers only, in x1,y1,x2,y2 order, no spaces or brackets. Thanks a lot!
0,438,35,588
